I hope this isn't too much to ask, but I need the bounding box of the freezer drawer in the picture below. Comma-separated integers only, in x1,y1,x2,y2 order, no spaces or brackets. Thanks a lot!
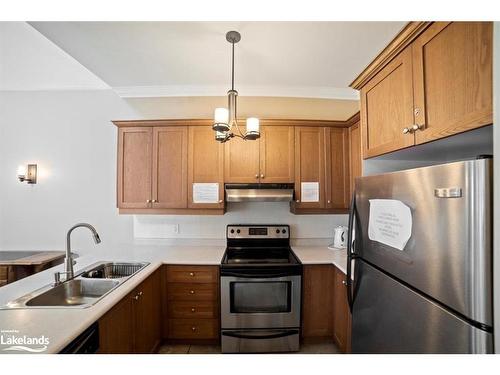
352,260,492,354
354,159,492,326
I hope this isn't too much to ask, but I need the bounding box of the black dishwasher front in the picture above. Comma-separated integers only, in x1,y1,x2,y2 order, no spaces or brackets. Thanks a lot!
59,323,99,354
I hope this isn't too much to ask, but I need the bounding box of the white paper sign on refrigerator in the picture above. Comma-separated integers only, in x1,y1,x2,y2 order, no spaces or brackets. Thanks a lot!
300,182,319,202
368,199,412,251
192,183,219,203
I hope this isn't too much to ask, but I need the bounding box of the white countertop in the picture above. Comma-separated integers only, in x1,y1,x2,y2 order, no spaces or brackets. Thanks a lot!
291,246,348,274
0,244,347,354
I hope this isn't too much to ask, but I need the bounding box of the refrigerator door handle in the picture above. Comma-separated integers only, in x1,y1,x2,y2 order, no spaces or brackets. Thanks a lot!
346,191,357,313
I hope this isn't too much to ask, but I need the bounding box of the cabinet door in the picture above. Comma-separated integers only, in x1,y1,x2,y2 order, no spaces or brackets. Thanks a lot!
152,126,188,208
224,136,260,183
99,294,135,354
360,47,415,158
302,265,334,337
188,126,224,209
349,122,362,199
412,22,493,145
325,127,350,209
333,267,351,353
259,125,294,183
294,127,326,209
117,127,153,208
134,269,162,353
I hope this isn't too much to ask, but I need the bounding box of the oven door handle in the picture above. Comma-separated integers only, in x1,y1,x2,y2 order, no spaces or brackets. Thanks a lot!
221,329,299,340
220,271,299,278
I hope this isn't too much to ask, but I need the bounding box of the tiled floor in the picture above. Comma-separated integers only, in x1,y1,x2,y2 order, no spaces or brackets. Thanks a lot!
157,338,340,354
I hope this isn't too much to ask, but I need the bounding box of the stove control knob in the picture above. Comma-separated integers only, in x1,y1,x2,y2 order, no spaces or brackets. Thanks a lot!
282,229,286,234
276,229,280,234
236,229,241,234
230,229,235,234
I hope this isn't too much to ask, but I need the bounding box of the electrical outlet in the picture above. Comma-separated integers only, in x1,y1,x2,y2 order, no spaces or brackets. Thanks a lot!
173,224,179,234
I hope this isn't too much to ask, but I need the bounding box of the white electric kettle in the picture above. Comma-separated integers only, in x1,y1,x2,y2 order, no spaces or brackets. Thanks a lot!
329,225,348,249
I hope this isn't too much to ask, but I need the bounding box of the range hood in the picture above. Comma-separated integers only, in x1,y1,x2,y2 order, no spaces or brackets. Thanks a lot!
225,184,294,202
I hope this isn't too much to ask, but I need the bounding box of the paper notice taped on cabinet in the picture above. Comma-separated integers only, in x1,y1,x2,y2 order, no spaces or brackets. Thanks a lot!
193,183,219,203
368,199,412,251
301,182,320,202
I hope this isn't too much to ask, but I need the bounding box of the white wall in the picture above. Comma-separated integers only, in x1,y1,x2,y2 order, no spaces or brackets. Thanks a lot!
0,90,138,255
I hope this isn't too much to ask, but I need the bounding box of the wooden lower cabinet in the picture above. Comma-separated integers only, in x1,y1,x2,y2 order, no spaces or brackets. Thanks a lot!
99,291,135,354
332,266,352,353
301,265,351,353
302,265,334,337
98,269,161,354
163,265,220,342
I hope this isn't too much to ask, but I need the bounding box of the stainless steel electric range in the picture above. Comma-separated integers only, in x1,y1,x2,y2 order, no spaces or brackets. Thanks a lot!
220,224,302,353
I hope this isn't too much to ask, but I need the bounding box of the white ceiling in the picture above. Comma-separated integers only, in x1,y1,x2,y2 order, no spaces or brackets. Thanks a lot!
29,21,406,99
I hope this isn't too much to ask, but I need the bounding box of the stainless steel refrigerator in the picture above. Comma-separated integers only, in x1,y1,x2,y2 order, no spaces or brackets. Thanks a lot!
346,158,493,353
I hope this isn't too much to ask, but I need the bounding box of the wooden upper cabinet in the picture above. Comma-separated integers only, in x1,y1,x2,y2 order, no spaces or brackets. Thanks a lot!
152,126,188,208
117,127,153,209
412,22,493,144
349,122,362,199
325,128,350,209
294,127,325,209
259,125,295,183
188,126,224,209
224,136,260,183
360,47,415,158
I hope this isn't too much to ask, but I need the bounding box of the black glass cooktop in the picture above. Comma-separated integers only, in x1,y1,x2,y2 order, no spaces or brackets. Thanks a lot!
222,246,300,265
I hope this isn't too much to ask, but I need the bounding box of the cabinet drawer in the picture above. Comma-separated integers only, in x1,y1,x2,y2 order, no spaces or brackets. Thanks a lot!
168,300,217,319
167,283,217,301
166,265,218,284
168,319,219,339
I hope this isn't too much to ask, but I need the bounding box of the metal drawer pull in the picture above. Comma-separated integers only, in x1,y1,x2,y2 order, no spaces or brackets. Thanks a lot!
189,272,195,277
402,127,410,134
191,326,197,332
191,308,196,312
434,187,462,198
189,290,195,294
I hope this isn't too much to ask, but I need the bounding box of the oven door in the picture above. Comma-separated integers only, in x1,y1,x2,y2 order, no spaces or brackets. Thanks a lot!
220,273,301,329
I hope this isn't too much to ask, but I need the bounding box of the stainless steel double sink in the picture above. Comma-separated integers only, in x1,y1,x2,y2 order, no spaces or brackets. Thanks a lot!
3,261,149,309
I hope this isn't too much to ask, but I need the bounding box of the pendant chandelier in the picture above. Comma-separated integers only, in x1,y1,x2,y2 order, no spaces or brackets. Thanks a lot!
212,31,260,143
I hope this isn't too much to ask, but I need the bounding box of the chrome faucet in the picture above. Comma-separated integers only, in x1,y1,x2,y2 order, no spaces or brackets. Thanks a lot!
54,223,101,285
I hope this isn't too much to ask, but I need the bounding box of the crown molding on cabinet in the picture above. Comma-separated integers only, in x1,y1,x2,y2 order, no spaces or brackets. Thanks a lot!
350,22,432,90
112,117,361,129
113,85,360,101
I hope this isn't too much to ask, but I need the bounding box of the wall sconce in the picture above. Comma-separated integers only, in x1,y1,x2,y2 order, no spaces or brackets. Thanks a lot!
17,164,37,184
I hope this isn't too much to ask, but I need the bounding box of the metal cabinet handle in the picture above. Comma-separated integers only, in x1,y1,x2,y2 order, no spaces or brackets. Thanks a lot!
191,326,197,332
296,200,300,203
146,199,152,203
218,200,223,203
152,199,157,203
189,272,195,277
191,308,196,313
255,174,259,178
138,291,143,296
260,174,265,178
327,200,331,204
402,127,410,134
189,290,195,294
342,280,347,286
412,124,423,132
133,295,139,300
